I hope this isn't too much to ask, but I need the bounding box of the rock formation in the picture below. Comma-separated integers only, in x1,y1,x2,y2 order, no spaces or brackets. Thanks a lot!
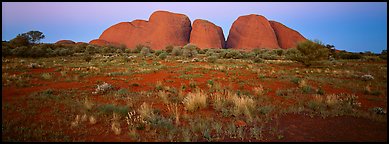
226,14,280,50
89,39,112,47
97,10,191,50
55,40,75,45
189,19,225,49
269,20,307,49
92,11,308,51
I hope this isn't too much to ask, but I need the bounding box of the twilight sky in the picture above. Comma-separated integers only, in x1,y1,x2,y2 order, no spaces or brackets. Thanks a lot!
2,2,387,53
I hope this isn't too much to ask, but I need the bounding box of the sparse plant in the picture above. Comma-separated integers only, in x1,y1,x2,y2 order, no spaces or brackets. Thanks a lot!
140,47,150,56
172,47,183,56
111,112,122,135
361,74,374,81
207,56,218,63
41,73,52,80
158,52,168,60
158,90,170,104
167,103,180,125
92,82,113,94
138,102,155,122
182,89,208,112
231,94,255,122
84,55,92,62
253,85,265,96
155,81,163,91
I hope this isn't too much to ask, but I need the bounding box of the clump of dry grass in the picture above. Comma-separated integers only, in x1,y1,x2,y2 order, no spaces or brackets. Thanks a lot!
325,94,340,107
71,115,80,128
111,112,121,135
253,85,264,96
167,103,180,125
298,79,307,88
231,94,256,122
84,97,93,110
158,90,170,104
89,115,97,124
138,102,155,121
182,89,208,112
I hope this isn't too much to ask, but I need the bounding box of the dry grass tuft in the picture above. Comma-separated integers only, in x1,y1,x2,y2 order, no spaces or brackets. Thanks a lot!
182,89,208,112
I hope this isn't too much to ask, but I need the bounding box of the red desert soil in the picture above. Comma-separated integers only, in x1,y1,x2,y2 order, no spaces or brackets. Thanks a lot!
2,65,387,142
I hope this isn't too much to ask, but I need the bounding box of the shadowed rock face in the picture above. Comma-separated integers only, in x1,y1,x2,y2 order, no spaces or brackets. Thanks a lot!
189,19,225,49
97,11,191,50
55,40,75,45
226,14,280,50
269,20,307,49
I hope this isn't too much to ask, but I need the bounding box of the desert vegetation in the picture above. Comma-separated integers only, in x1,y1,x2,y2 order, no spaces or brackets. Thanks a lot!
2,34,387,142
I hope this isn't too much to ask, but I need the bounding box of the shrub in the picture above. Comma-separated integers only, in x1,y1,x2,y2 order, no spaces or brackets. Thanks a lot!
41,73,52,80
165,45,174,53
85,45,97,55
140,47,150,56
133,44,145,53
253,55,264,63
207,56,218,63
182,46,198,58
2,43,13,57
97,104,129,116
158,52,168,60
171,47,183,56
92,82,113,94
84,55,92,62
335,51,363,59
292,40,330,66
258,50,279,60
182,89,208,112
379,50,387,60
12,46,30,57
223,50,243,59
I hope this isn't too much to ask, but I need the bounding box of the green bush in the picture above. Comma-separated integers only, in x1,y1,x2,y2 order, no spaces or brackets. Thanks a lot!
133,44,146,53
253,55,264,63
12,46,30,57
291,40,330,67
335,51,363,59
85,45,97,55
172,47,183,56
207,56,218,63
158,52,168,60
379,50,387,60
140,47,151,56
154,50,164,56
221,49,243,59
84,55,92,62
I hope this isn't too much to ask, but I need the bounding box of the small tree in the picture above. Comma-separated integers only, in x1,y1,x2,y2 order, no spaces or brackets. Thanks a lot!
293,40,330,67
21,31,45,44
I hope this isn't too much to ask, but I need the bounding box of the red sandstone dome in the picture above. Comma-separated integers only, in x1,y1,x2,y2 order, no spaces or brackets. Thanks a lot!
55,40,75,45
269,20,307,49
226,14,280,50
92,11,308,51
89,39,112,47
189,19,225,49
98,10,191,50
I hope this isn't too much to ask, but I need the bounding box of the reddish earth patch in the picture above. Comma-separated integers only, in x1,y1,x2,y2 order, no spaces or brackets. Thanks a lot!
276,113,387,142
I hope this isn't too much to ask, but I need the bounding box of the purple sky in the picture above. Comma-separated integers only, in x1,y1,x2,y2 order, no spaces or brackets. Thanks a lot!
2,2,387,53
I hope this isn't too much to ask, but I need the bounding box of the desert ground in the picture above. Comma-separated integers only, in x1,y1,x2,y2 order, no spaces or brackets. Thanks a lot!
2,46,387,142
